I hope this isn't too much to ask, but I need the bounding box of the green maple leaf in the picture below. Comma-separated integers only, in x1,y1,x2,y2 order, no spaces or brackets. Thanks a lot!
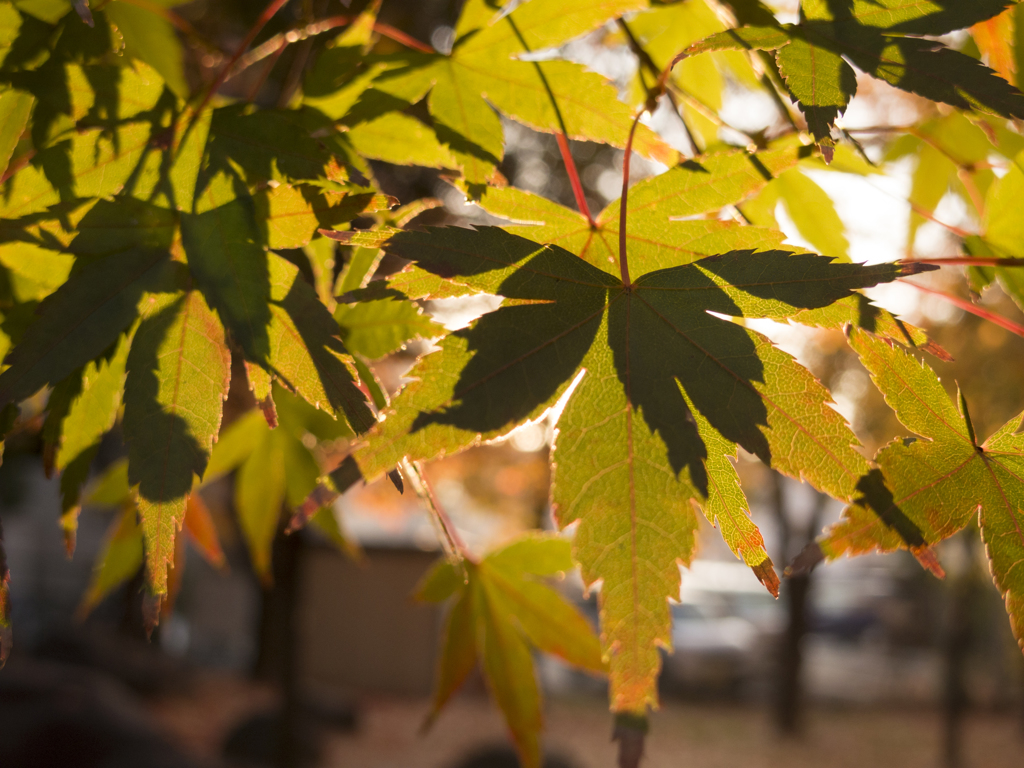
416,534,604,768
686,1,1024,156
44,332,130,551
0,247,176,408
349,220,925,711
820,328,1024,649
974,149,1024,311
474,145,804,273
78,458,232,618
355,0,674,189
1,59,209,215
123,286,231,594
334,298,445,360
0,85,32,179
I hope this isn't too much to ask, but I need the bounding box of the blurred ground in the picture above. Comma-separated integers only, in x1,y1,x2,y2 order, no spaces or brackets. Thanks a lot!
143,673,1024,768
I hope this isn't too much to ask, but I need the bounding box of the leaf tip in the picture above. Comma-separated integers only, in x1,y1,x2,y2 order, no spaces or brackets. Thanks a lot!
910,545,945,579
318,228,355,243
817,139,835,165
387,467,405,495
751,558,780,598
897,261,940,276
257,396,278,429
142,592,162,639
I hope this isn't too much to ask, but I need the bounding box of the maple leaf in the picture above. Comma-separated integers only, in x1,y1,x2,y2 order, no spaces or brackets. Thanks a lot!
77,461,227,618
820,329,1024,648
474,145,806,272
417,534,604,768
354,0,674,190
123,286,231,594
351,221,926,711
41,332,130,553
973,149,1024,311
685,1,1024,157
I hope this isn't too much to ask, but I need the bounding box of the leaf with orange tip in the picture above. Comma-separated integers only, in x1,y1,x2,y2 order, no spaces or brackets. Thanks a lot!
972,8,1018,85
821,329,1024,648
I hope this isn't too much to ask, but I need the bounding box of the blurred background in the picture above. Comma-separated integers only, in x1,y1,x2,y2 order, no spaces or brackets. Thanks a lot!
3,1,1024,767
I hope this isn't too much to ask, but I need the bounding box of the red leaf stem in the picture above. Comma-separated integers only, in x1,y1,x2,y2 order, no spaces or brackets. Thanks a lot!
907,282,1024,339
403,459,474,564
225,16,434,83
619,113,643,289
556,133,594,227
194,0,292,115
374,21,435,54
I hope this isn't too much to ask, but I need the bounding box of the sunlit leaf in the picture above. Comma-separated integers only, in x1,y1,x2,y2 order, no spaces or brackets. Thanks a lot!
820,329,1024,648
417,533,603,768
357,224,917,710
334,298,444,359
123,288,231,594
0,247,174,408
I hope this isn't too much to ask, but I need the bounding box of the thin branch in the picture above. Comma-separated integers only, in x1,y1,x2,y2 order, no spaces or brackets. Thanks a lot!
227,15,353,80
617,18,700,155
225,15,434,84
375,21,435,54
843,125,917,134
906,282,1024,339
193,0,292,114
401,459,473,565
906,200,972,239
556,133,595,227
858,177,974,239
276,35,314,107
246,41,286,102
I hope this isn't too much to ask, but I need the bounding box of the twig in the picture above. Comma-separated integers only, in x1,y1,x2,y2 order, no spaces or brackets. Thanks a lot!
906,282,1024,339
246,42,287,102
228,15,353,80
617,18,700,156
225,15,434,82
556,133,595,227
857,176,974,239
401,459,473,565
193,0,292,115
374,21,434,54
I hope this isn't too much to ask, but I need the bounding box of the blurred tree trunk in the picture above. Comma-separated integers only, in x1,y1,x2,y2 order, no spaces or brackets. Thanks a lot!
942,531,980,768
254,526,305,768
770,474,826,736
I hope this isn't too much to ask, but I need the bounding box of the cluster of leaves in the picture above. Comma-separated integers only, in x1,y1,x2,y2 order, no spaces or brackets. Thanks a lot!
1,0,1024,766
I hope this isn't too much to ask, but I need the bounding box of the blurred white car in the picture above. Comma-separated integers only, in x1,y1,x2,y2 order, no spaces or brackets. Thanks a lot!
661,560,782,694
